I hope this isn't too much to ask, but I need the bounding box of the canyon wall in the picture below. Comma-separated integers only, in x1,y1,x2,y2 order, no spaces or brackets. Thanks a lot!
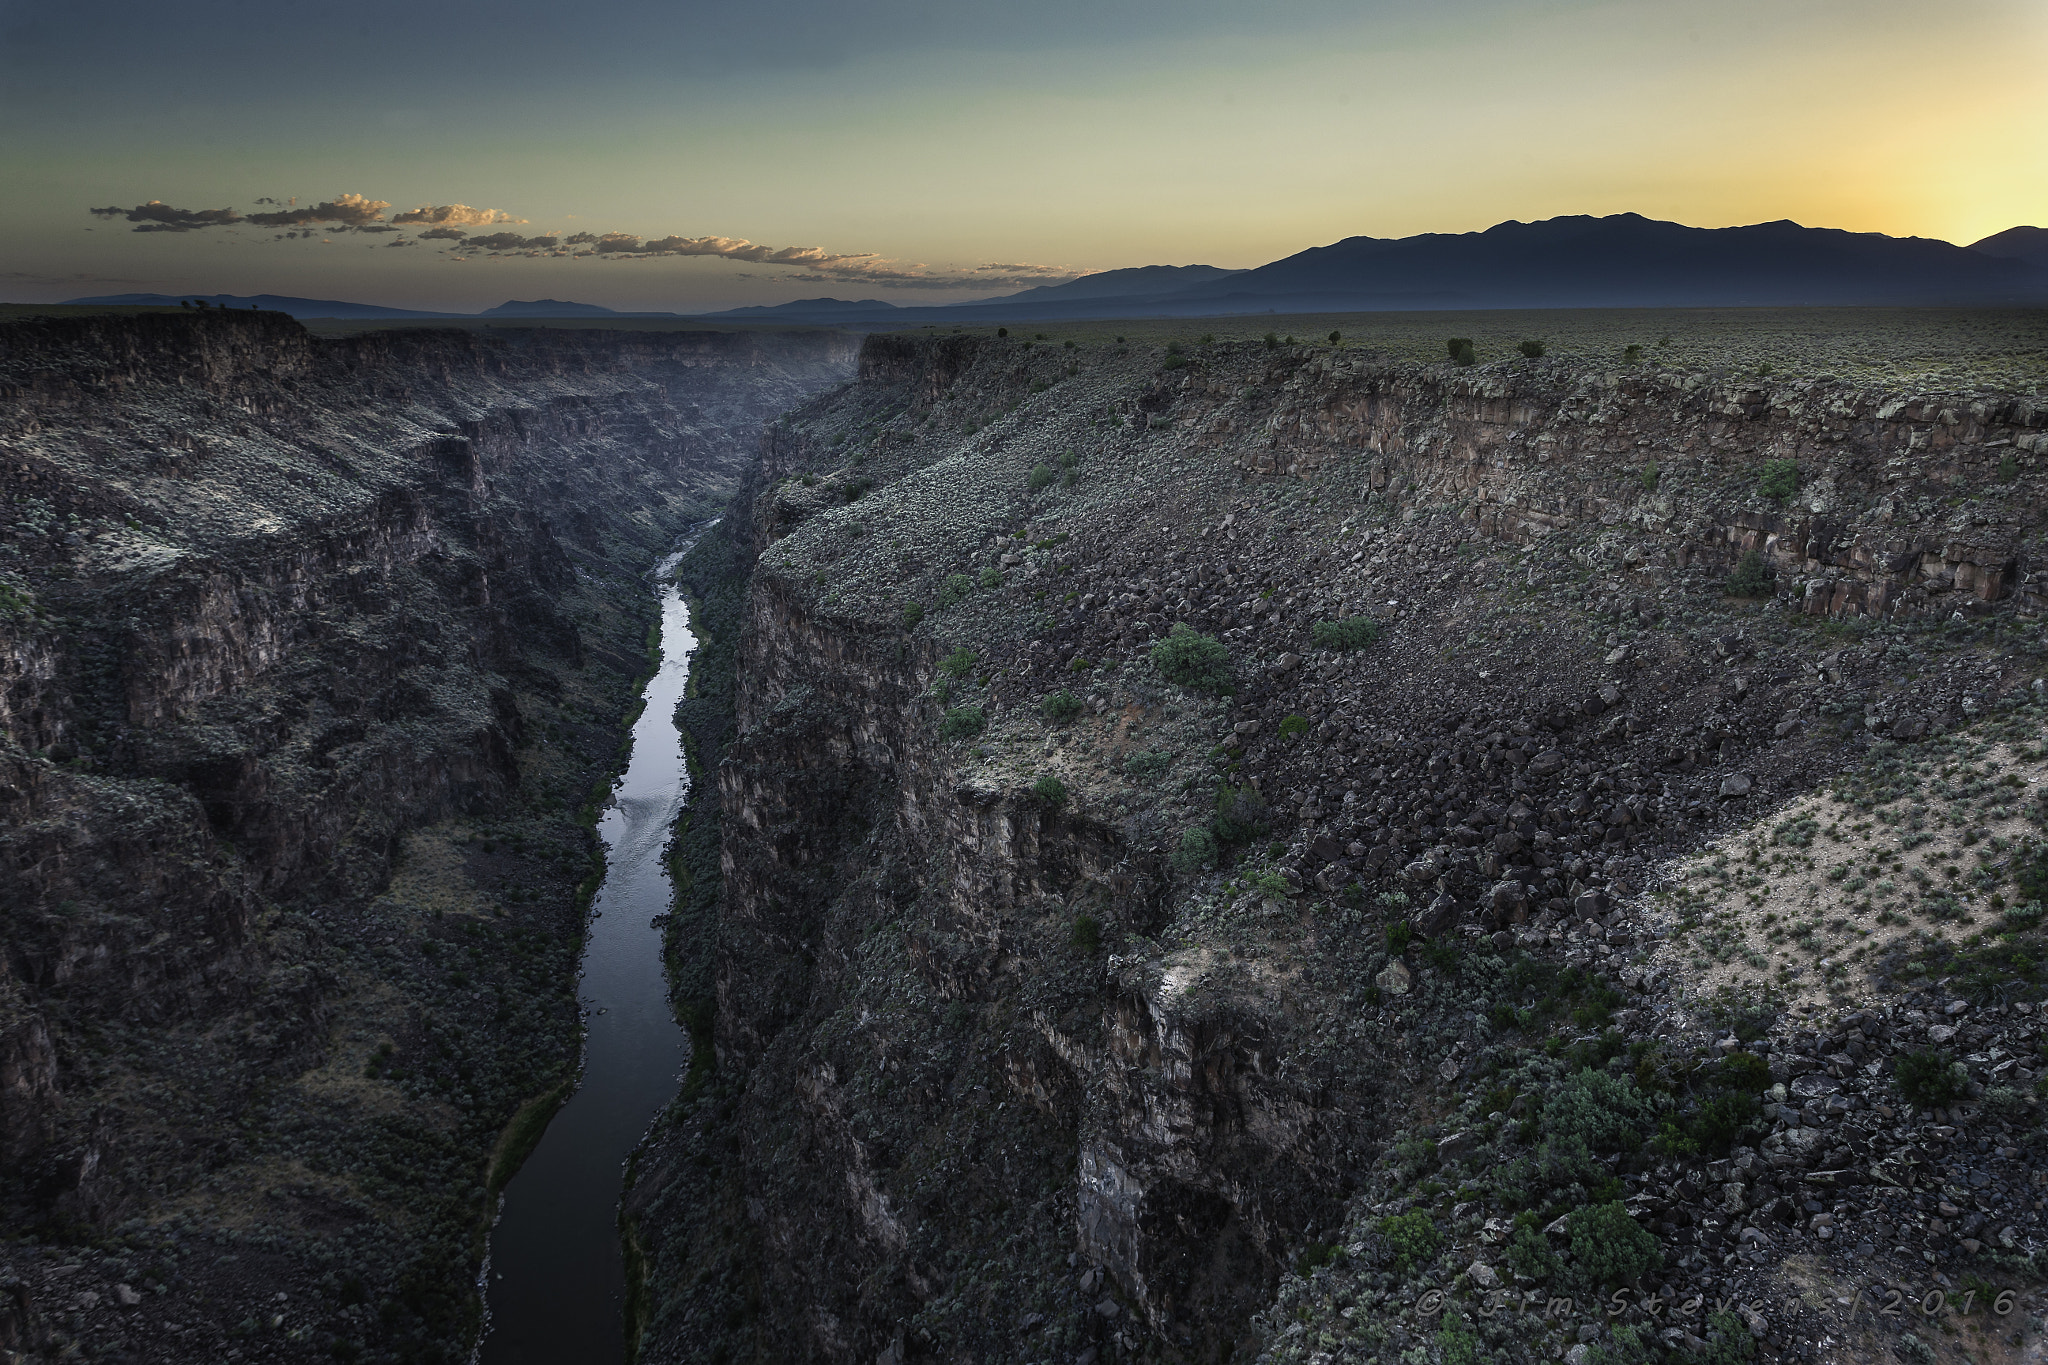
629,330,2048,1365
0,310,854,1364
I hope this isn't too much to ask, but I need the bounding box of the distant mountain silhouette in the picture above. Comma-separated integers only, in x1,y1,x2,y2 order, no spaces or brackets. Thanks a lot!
59,292,453,319
1970,227,2048,271
972,264,1243,305
1135,214,2048,314
694,297,900,320
56,216,2048,328
481,298,635,317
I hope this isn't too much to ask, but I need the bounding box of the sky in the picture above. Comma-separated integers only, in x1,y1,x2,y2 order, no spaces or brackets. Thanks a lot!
2,0,2043,313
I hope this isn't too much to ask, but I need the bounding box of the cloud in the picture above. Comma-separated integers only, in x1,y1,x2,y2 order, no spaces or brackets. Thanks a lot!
391,203,524,226
453,232,563,251
90,201,242,232
77,190,1080,292
246,193,392,228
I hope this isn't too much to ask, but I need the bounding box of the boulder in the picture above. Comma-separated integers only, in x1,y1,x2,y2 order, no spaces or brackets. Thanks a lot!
1414,894,1460,936
1374,960,1412,996
1719,773,1753,798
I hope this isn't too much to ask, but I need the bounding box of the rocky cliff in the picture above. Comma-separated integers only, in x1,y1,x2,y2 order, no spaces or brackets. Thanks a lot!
628,329,2048,1364
0,310,855,1364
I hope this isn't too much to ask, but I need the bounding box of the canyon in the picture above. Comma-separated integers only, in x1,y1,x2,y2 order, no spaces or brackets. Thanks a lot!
0,310,854,1362
5,310,2048,1365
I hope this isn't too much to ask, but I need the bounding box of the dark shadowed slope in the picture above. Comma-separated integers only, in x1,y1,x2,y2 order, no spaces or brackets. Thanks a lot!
1152,213,2048,312
1971,225,2048,270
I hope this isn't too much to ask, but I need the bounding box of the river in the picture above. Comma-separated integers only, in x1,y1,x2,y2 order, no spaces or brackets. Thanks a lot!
478,547,698,1364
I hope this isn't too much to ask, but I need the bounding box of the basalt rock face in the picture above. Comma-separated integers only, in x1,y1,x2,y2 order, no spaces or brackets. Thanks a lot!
0,310,854,1363
630,330,2048,1364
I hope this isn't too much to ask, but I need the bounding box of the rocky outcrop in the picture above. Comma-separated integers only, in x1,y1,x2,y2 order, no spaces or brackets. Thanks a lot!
631,329,2048,1365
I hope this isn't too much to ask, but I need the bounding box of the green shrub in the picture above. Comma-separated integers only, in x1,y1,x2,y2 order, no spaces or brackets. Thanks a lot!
1170,826,1217,875
1757,459,1799,502
1565,1201,1661,1291
1726,550,1774,598
1896,1048,1967,1108
1040,690,1083,723
1327,330,1342,344
978,565,1002,588
1031,774,1068,808
1151,624,1233,693
1070,914,1101,952
1505,1221,1559,1282
935,571,975,608
1209,783,1267,849
1703,1310,1758,1362
1311,616,1380,651
1248,866,1291,897
1447,337,1476,366
1518,338,1546,358
1623,343,1644,364
1067,655,1093,673
1998,454,2019,483
939,647,977,678
1640,461,1659,492
1293,1241,1343,1277
1437,1321,1483,1365
1278,713,1310,741
1386,921,1413,953
1717,1052,1771,1093
1688,1090,1760,1156
902,602,926,627
2015,855,2048,905
1378,1209,1443,1273
1028,464,1056,492
938,706,985,741
1263,331,1280,350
